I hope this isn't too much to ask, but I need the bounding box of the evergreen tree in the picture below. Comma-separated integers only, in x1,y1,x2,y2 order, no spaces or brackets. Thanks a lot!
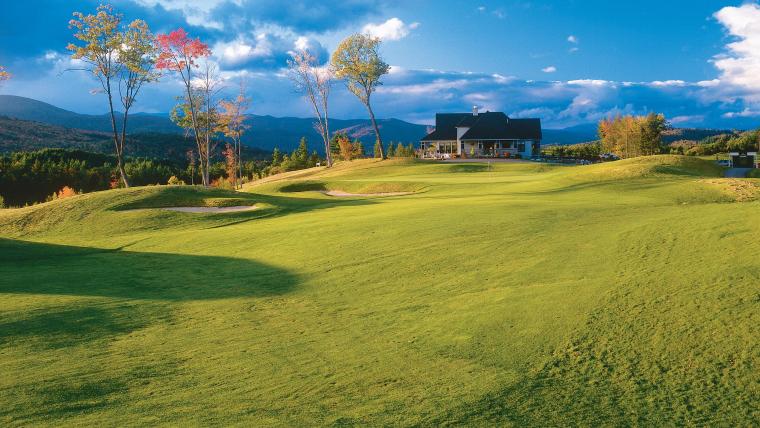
386,142,395,158
295,137,309,167
272,147,282,166
309,150,320,167
353,140,364,158
329,133,343,158
407,143,415,157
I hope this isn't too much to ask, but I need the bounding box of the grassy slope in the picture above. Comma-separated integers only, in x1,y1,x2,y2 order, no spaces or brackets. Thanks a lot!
0,156,757,425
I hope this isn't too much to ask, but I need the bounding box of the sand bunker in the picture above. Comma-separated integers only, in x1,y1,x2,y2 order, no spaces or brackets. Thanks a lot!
322,190,412,197
160,205,258,213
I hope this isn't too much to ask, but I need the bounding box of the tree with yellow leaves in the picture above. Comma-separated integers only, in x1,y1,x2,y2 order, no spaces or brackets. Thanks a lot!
217,83,250,189
67,4,158,187
331,34,390,159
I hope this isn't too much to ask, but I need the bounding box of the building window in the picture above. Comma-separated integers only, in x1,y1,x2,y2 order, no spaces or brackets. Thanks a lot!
518,142,526,152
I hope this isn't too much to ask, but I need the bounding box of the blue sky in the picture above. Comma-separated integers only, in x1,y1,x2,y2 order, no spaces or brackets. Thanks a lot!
1,1,760,129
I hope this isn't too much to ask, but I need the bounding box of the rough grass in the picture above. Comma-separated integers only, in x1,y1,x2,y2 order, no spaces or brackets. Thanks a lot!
0,155,757,426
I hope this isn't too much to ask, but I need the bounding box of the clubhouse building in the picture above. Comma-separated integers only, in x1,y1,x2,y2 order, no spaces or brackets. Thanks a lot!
420,108,542,159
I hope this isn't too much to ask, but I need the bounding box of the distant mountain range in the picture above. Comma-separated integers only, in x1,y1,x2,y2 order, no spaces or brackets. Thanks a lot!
0,116,271,161
0,95,738,153
0,95,430,153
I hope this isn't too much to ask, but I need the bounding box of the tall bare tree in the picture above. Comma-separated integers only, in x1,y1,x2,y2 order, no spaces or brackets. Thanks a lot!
288,49,334,167
331,34,390,159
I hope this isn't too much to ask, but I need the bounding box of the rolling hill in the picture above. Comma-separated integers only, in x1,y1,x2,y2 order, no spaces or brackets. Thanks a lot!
0,156,756,425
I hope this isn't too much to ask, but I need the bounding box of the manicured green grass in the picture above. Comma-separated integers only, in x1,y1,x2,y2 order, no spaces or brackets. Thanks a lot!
0,156,757,425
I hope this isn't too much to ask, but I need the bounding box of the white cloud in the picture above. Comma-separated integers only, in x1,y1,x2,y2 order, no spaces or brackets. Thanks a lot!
377,78,471,95
542,66,557,73
670,114,705,124
362,18,419,41
134,0,226,29
714,4,760,89
215,34,273,66
722,108,760,118
567,35,579,44
696,79,720,88
567,79,611,87
649,80,687,87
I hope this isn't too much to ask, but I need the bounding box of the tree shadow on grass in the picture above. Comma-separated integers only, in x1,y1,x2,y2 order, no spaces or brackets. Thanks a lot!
0,305,158,350
0,238,299,300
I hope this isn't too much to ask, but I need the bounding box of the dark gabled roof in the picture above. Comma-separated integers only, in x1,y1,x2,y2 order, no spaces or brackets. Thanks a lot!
421,111,542,142
455,115,479,127
461,114,542,141
506,118,543,140
421,113,470,141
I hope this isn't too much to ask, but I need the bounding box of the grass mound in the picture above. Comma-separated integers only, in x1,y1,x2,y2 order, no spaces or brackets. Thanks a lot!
570,155,724,181
113,186,256,210
0,186,261,238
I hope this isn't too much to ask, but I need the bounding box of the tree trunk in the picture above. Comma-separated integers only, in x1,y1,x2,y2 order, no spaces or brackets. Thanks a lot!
204,135,211,187
365,101,384,159
323,102,333,167
237,137,243,189
181,70,207,187
106,80,130,187
119,109,131,188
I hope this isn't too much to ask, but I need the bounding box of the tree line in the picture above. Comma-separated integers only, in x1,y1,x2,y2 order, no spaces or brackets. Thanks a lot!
0,148,271,207
598,113,667,158
667,130,759,156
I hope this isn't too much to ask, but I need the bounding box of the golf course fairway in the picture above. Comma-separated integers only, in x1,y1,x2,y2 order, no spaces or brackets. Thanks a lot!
0,156,757,425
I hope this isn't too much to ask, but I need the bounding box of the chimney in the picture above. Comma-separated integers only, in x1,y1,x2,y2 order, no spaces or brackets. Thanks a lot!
472,106,479,116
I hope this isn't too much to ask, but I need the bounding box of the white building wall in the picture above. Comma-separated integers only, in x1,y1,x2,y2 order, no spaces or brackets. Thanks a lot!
455,127,469,155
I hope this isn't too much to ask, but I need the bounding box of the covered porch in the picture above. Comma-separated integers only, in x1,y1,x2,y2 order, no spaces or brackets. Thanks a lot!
420,140,457,159
462,140,537,158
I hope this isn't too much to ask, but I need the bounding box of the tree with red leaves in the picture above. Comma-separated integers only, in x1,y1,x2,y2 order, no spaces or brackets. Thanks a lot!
155,28,214,186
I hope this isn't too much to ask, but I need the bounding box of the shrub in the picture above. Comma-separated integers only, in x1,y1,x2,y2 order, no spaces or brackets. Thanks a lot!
211,178,234,190
167,175,186,185
47,186,78,202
